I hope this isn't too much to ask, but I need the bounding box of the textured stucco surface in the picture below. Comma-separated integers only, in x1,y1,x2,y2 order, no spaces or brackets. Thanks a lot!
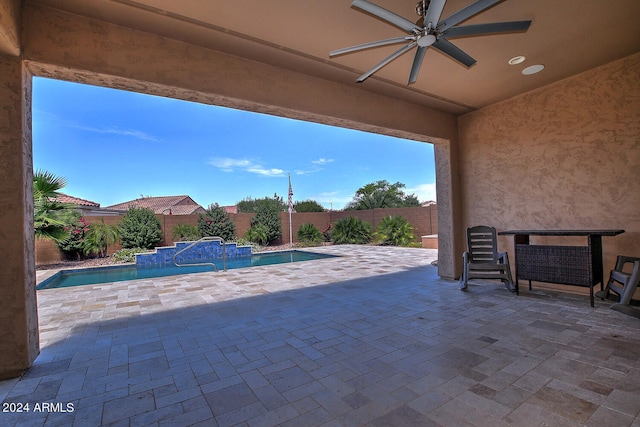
434,140,462,279
0,0,20,56
0,55,39,379
458,52,640,279
21,4,457,140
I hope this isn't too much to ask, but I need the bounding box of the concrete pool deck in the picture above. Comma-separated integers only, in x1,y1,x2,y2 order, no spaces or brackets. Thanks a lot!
2,245,639,426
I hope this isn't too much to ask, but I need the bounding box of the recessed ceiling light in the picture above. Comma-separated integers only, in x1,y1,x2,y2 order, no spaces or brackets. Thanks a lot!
508,56,526,65
522,64,544,75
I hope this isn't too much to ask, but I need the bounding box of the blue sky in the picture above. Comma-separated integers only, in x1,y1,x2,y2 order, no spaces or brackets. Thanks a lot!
32,77,436,210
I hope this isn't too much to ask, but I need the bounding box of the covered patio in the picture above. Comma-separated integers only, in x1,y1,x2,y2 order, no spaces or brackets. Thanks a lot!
1,2,639,425
2,246,639,426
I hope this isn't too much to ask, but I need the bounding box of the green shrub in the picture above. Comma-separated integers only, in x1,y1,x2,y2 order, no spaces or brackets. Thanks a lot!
113,247,149,263
374,215,415,246
331,217,372,244
322,223,332,242
233,237,258,253
297,223,322,243
57,211,90,260
251,202,282,244
198,204,236,241
237,196,286,213
84,219,120,258
172,223,201,241
245,223,269,245
119,207,162,249
294,200,325,212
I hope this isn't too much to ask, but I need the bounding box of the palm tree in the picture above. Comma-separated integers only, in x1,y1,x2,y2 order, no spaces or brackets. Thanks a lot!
172,223,201,241
84,219,120,258
33,170,71,242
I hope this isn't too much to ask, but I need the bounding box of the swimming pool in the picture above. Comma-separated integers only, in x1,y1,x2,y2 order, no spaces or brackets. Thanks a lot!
37,250,337,290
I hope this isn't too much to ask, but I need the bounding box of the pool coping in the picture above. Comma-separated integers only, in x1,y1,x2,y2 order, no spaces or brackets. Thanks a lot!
36,248,341,290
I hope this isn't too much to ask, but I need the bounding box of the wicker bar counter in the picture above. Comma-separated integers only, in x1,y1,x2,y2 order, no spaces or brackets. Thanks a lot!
498,230,625,307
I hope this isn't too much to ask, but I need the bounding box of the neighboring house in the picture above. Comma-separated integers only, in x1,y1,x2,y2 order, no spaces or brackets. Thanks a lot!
222,205,238,214
55,193,121,216
421,201,437,207
105,195,206,215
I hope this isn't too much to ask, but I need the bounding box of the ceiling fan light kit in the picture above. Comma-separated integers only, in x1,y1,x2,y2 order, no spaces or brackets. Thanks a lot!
330,0,532,84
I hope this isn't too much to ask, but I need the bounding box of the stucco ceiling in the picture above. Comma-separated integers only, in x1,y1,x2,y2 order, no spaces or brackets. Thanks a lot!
28,0,640,114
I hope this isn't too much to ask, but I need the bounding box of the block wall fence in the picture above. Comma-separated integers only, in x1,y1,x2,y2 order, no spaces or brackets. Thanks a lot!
35,205,437,264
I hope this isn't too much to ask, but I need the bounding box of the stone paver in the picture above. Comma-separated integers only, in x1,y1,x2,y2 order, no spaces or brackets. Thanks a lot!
2,245,639,426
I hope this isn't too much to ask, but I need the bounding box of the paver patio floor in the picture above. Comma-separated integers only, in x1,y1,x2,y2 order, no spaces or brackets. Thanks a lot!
1,245,639,426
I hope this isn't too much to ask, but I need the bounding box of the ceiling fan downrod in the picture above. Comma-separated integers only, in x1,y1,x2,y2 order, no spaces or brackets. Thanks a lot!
415,0,431,17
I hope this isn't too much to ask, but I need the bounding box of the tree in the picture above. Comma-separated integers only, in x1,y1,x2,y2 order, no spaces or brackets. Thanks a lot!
119,207,163,249
294,199,325,212
251,201,282,244
236,196,284,244
84,219,120,258
198,204,236,241
33,170,72,242
345,180,421,210
237,195,286,213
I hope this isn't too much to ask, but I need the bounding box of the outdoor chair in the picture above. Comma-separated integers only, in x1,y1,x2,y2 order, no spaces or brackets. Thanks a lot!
596,255,640,318
460,225,514,291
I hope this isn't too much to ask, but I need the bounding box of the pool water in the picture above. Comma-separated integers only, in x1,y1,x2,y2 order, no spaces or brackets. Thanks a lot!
38,250,337,290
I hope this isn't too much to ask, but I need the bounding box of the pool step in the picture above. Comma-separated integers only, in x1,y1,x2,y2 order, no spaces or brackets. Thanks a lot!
136,239,251,267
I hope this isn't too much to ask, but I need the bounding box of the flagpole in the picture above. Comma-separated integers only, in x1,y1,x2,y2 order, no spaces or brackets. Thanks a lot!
288,174,293,249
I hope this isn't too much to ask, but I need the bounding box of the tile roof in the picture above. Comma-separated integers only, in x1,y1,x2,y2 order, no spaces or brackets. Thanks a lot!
105,195,205,215
56,193,100,207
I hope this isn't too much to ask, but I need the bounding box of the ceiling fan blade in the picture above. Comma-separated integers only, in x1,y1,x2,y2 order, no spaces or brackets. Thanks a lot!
444,21,531,38
408,46,428,84
433,39,476,67
352,0,420,33
424,0,446,27
438,0,504,32
357,41,417,82
330,36,413,57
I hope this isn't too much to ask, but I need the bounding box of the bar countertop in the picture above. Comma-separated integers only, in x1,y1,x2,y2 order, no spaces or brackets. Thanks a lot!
498,229,625,236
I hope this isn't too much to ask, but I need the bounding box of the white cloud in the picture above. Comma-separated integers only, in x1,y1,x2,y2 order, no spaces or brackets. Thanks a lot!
247,166,285,177
99,127,160,142
42,112,161,142
208,157,252,172
294,167,320,175
295,158,335,175
208,157,285,177
312,158,334,165
406,183,437,202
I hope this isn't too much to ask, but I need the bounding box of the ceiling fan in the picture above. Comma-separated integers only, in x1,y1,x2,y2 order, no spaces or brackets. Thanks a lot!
330,0,531,84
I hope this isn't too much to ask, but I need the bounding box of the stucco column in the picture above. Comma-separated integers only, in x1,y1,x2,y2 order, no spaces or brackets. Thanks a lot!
434,140,462,280
0,55,39,379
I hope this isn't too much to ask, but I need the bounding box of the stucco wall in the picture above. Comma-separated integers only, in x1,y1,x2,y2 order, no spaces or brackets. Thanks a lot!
458,53,640,285
0,0,20,56
35,207,438,260
0,55,39,379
